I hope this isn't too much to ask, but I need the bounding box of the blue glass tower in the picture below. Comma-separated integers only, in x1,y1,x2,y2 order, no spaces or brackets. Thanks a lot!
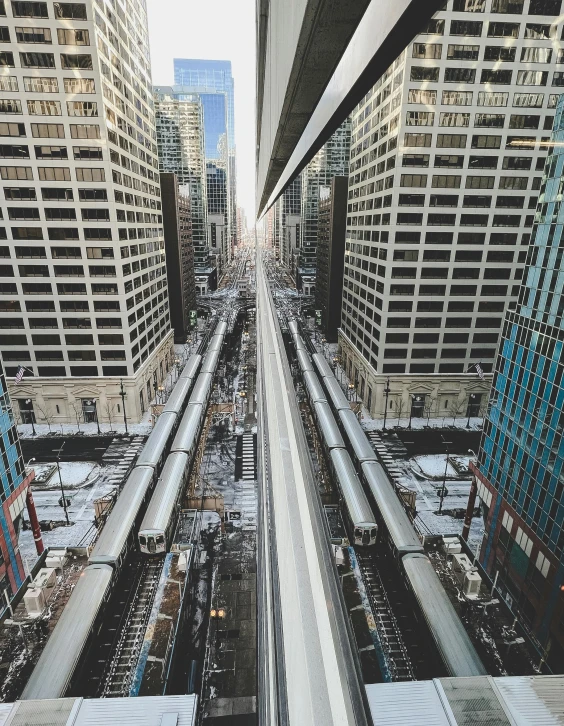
173,60,237,264
0,360,30,597
477,96,564,670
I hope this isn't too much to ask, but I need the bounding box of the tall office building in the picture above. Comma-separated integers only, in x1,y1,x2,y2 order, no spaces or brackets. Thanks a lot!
153,88,210,264
315,176,347,342
340,0,564,420
475,95,564,671
173,59,237,264
278,176,301,273
0,359,35,598
0,0,172,423
160,173,195,342
299,120,350,286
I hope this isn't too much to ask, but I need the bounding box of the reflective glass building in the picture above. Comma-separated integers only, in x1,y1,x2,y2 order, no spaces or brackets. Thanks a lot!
173,60,237,264
0,361,30,599
477,96,564,670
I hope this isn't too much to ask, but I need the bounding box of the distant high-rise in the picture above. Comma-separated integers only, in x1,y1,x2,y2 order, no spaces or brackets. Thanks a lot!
340,3,564,421
278,177,302,273
0,0,173,423
160,173,196,341
173,60,237,264
476,95,564,671
315,177,347,342
299,121,351,283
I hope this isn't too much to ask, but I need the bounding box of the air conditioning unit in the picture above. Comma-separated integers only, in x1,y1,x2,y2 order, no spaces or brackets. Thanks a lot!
463,571,482,599
24,587,46,616
442,536,462,555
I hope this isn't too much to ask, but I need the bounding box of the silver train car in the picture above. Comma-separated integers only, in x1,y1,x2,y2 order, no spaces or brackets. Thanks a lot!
361,461,424,560
293,335,308,353
89,466,155,568
170,403,204,459
329,449,377,547
323,376,351,411
296,349,314,373
21,564,113,700
303,370,327,404
201,347,222,375
214,320,228,338
338,408,378,465
135,411,178,472
188,371,214,407
162,377,194,417
312,352,334,380
179,353,202,381
288,319,299,337
402,554,487,677
138,452,190,554
313,401,346,450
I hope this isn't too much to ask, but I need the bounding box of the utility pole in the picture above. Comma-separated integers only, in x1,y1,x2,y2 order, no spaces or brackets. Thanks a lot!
53,442,70,526
119,379,128,434
25,399,36,436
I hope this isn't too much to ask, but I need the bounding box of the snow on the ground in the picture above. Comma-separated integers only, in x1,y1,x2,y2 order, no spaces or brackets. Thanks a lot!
32,461,100,489
20,462,116,564
413,454,459,479
18,420,153,439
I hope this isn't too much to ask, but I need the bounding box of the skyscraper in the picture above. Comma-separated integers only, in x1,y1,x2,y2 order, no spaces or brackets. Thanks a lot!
278,176,301,273
340,2,564,420
153,89,210,274
160,173,196,342
0,0,172,423
173,59,237,264
299,120,351,285
475,95,564,671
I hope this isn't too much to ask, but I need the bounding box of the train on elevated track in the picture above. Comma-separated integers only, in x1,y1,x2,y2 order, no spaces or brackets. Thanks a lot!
22,317,229,701
288,318,486,679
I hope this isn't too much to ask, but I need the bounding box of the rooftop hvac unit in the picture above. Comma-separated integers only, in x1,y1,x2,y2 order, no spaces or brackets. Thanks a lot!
442,536,462,555
452,553,474,574
463,571,482,600
24,587,46,616
32,567,56,591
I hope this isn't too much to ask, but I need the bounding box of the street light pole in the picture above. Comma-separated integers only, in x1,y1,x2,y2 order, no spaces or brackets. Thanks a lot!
54,442,70,526
119,379,128,434
383,377,391,432
94,400,101,435
408,396,414,430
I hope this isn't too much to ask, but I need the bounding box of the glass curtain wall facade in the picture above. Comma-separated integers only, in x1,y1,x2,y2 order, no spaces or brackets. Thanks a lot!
173,59,237,260
153,89,209,268
278,176,302,271
0,360,29,597
477,95,564,670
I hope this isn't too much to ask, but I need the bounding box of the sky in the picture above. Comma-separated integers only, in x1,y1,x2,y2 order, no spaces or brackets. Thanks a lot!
146,0,256,225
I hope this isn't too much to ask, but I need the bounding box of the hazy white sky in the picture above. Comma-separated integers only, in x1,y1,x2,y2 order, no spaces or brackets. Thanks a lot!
146,0,256,223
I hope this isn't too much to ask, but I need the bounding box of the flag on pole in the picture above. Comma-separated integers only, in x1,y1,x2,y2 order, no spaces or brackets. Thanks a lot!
474,362,484,380
14,366,25,384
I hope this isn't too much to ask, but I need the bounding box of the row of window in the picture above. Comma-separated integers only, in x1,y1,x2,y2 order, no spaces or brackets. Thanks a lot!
413,43,561,63
0,51,93,69
0,242,162,259
346,263,519,280
398,172,537,189
0,98,97,116
348,229,527,245
3,186,107,200
0,77,94,95
409,90,558,110
2,207,109,220
401,155,543,171
0,2,87,20
0,164,105,181
0,144,102,159
406,111,552,129
411,66,564,86
348,244,525,263
438,0,560,17
0,332,123,344
434,19,563,39
0,27,89,45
